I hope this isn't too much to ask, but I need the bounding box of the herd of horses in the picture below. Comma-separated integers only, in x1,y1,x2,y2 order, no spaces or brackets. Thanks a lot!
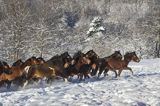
0,50,140,89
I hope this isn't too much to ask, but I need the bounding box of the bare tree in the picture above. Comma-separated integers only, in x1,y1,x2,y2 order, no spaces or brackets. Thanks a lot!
2,0,31,61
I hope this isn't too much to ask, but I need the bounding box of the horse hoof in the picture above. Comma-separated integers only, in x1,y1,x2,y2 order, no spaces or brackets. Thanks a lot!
23,81,28,88
64,78,68,82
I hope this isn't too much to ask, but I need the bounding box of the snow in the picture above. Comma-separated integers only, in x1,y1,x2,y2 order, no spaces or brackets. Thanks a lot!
1,58,160,106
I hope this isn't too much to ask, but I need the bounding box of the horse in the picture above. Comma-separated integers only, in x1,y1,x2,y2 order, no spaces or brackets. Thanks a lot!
0,56,39,88
0,61,12,74
64,51,91,80
46,52,72,79
0,61,12,87
85,50,99,76
23,64,56,85
23,52,73,87
97,51,123,78
78,50,99,81
105,52,140,77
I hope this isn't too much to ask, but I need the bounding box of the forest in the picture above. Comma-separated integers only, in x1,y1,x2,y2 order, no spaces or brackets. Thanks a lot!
0,0,160,63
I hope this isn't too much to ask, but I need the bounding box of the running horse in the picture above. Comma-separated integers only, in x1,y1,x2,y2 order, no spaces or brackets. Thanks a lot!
0,61,12,74
0,61,12,87
78,50,99,81
64,51,91,80
97,51,123,78
105,51,140,77
0,57,38,88
23,52,73,87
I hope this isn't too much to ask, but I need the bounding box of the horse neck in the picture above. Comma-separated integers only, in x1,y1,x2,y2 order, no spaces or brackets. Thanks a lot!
123,56,132,66
20,61,30,69
74,57,83,70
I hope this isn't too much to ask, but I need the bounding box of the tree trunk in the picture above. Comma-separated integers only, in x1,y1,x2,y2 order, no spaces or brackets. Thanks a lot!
155,35,160,58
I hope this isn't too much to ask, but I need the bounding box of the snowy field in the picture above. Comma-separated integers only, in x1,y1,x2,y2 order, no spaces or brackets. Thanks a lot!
0,59,160,106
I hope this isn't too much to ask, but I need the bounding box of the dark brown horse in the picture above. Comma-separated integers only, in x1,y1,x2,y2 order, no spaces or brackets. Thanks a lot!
0,61,11,74
46,52,72,79
105,52,140,77
64,51,91,80
85,50,99,76
98,51,123,78
78,50,99,81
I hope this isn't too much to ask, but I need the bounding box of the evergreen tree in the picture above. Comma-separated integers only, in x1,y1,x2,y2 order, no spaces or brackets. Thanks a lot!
87,17,105,37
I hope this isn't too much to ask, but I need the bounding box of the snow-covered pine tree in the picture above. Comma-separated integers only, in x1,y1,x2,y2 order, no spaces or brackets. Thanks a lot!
87,17,105,37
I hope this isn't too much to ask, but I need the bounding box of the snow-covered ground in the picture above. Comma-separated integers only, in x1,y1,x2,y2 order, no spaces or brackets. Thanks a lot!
0,59,160,106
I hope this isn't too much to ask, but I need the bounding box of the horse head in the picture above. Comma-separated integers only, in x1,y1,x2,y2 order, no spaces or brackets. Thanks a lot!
124,52,140,62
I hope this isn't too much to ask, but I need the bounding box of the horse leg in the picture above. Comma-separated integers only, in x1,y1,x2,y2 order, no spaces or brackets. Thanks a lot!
113,70,118,78
118,70,122,77
84,73,90,80
0,81,5,87
68,76,72,82
6,80,12,89
63,77,68,82
79,73,83,81
47,77,52,84
91,65,98,76
23,75,32,88
86,74,90,79
98,66,105,78
126,67,133,75
104,68,109,77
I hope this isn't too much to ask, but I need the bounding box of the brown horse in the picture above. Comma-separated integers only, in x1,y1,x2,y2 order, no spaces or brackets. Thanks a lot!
64,51,91,80
0,61,12,87
85,50,99,76
105,52,140,77
23,64,56,86
0,61,11,74
78,50,99,81
0,57,38,88
23,52,73,87
98,51,123,78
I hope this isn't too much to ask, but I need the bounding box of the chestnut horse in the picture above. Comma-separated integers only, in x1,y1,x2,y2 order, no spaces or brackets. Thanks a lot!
98,51,123,78
105,52,140,77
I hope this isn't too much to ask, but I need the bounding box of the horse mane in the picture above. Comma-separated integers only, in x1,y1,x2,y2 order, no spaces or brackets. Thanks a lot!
12,59,23,66
49,55,60,61
124,51,135,58
73,51,83,58
86,49,94,54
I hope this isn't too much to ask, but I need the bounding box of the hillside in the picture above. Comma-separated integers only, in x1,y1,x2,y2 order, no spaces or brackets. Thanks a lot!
0,0,160,62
